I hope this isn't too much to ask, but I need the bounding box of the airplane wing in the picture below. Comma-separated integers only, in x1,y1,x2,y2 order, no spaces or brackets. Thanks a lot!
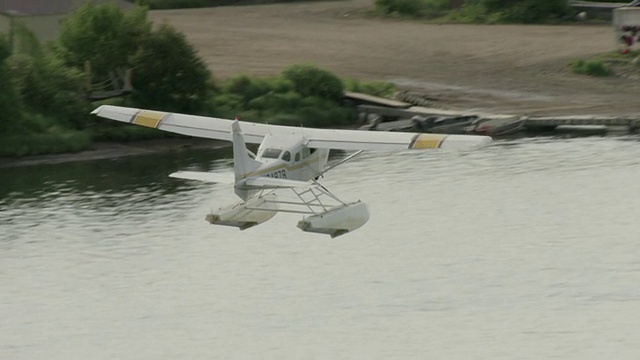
169,171,234,184
92,105,491,151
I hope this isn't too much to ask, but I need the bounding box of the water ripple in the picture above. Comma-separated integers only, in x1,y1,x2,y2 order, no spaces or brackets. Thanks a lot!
2,137,640,359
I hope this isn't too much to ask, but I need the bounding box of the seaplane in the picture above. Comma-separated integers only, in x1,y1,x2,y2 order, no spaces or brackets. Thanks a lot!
92,105,491,237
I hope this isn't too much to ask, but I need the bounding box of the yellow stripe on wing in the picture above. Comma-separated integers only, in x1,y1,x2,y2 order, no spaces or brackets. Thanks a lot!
131,110,167,128
409,134,447,149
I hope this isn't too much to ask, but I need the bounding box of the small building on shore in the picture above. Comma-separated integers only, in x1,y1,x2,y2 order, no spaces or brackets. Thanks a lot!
614,6,640,50
0,0,132,43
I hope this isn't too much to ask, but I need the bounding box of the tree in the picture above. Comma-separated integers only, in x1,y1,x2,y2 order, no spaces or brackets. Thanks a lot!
55,3,151,84
0,35,23,134
130,24,212,113
55,3,212,114
6,23,89,130
10,53,89,130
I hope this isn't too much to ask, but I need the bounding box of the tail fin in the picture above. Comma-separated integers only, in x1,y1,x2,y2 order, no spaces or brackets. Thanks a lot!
232,120,262,198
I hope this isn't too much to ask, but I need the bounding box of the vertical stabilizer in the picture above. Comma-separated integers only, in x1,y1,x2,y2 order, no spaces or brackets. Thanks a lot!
232,121,262,199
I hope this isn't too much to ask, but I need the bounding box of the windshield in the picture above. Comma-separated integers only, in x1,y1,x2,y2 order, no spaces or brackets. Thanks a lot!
261,148,282,159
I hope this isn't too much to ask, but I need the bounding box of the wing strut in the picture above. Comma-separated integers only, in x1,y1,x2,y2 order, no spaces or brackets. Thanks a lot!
318,150,364,177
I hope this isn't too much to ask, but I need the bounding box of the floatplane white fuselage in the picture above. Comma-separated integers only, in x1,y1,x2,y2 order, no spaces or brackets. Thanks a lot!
92,105,492,237
173,120,369,238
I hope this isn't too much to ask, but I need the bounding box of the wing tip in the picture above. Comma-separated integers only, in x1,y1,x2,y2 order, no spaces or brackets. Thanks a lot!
90,106,103,115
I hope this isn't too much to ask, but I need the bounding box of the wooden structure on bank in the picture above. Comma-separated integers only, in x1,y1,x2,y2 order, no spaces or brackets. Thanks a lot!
524,115,640,132
570,1,640,20
84,60,133,101
350,92,640,136
343,91,411,109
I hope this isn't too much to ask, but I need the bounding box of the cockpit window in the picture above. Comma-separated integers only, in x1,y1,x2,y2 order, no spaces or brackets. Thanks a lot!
261,148,282,159
282,151,291,162
295,152,300,162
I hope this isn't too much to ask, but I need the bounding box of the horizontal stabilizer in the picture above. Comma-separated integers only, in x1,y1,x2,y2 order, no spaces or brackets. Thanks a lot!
169,171,234,184
243,177,314,189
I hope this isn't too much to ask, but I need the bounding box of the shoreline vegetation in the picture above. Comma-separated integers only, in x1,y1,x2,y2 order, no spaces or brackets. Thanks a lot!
375,0,572,23
0,138,230,169
0,1,396,159
0,0,636,162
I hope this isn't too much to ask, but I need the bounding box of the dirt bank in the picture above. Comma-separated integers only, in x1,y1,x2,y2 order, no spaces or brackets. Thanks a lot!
151,0,640,117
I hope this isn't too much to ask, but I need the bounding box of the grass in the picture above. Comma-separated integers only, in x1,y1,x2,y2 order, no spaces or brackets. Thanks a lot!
571,59,610,77
571,50,640,77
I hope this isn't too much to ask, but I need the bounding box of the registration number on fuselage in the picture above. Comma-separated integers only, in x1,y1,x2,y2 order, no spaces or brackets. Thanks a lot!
265,169,287,179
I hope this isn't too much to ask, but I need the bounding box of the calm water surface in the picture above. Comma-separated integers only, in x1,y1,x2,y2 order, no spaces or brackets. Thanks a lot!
1,137,640,359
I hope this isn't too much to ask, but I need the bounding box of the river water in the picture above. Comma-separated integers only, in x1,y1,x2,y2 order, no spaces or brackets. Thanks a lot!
1,136,640,359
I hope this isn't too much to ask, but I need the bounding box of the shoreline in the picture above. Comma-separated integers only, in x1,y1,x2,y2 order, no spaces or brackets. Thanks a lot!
4,0,640,167
0,138,229,169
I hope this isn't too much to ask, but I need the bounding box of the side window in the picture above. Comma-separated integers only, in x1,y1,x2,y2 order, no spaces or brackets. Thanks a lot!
295,152,300,162
301,148,310,160
282,151,291,162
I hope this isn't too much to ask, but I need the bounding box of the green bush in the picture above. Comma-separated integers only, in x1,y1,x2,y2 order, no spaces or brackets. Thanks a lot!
375,0,450,17
272,96,356,128
343,78,397,97
500,0,570,23
248,91,300,112
571,59,610,77
13,112,58,134
10,53,90,130
212,64,357,128
222,74,278,105
451,0,572,23
375,0,426,16
215,93,356,128
281,64,344,103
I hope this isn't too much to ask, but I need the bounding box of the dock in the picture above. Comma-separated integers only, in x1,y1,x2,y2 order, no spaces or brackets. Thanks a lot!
348,92,640,137
343,92,411,109
525,115,640,131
